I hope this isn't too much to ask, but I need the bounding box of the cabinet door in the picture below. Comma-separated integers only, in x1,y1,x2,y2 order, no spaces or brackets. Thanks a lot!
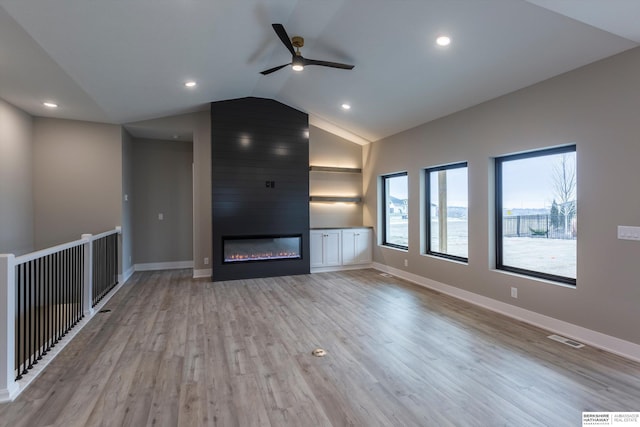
355,229,372,264
341,229,358,265
323,230,342,266
310,231,325,268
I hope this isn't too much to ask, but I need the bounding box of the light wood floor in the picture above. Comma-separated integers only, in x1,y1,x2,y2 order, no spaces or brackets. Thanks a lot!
1,269,639,426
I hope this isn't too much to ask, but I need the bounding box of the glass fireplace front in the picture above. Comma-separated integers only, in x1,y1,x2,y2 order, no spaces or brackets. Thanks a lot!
223,235,302,263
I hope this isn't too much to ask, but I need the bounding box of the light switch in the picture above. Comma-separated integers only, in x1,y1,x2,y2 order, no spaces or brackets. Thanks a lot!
158,213,164,220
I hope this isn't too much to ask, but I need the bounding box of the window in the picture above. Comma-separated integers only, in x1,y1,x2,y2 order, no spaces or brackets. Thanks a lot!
426,163,468,261
496,146,576,285
381,172,408,249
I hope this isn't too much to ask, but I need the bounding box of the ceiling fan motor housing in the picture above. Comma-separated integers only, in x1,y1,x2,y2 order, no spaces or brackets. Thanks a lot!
291,36,304,48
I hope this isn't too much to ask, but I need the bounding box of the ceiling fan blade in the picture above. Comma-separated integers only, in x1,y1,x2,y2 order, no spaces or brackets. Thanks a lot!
260,63,290,75
272,24,296,56
303,58,354,70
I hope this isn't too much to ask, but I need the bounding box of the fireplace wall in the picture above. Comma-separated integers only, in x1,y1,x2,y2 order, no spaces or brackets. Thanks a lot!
211,97,310,281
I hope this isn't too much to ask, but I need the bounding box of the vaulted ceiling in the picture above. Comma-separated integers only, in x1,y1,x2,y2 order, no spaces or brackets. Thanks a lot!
1,1,638,144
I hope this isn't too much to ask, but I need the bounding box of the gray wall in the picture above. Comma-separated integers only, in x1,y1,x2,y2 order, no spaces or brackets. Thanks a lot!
132,138,193,264
33,118,122,249
193,111,211,273
0,99,34,255
363,47,640,345
121,129,134,274
309,125,363,228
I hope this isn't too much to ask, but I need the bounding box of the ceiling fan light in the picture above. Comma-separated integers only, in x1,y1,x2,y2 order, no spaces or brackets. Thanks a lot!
292,56,304,71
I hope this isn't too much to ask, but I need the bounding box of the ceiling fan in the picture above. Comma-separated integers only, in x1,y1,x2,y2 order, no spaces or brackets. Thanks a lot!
260,23,355,75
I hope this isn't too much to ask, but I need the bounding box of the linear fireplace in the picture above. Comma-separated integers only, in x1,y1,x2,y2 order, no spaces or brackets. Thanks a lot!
223,235,302,263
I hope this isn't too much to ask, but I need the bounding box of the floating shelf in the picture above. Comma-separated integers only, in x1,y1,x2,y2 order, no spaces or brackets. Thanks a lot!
309,196,362,203
309,166,362,174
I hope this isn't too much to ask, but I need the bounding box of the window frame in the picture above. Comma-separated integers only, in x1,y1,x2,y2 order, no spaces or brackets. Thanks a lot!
425,162,469,263
381,171,409,250
495,145,576,286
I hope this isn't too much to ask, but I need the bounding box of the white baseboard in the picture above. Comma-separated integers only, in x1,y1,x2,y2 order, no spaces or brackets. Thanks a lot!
120,266,135,284
372,262,640,363
134,261,193,271
193,268,212,279
0,382,18,403
311,263,372,274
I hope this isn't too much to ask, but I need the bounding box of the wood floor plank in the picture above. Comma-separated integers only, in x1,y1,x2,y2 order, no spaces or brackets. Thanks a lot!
2,268,640,427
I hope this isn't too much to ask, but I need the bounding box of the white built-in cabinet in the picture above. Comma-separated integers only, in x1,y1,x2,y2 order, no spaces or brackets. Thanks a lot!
310,228,372,271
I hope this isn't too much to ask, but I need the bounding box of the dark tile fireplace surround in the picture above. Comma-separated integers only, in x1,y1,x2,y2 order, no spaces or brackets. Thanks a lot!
211,97,310,281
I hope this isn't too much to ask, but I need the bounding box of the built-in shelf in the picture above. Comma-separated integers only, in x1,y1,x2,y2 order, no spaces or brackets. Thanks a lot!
309,166,362,174
309,196,362,203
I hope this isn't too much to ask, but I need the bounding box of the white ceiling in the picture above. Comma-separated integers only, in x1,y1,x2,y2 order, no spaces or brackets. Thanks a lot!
0,0,638,144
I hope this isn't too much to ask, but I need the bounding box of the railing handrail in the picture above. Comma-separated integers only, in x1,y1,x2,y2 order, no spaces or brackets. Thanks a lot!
90,227,121,242
13,238,86,266
10,227,121,266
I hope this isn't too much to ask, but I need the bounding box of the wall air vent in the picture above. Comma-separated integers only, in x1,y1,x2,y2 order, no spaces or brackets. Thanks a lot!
548,334,585,348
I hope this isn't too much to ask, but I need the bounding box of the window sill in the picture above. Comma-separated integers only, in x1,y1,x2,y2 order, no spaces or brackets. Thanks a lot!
379,244,408,253
491,268,576,289
422,253,468,266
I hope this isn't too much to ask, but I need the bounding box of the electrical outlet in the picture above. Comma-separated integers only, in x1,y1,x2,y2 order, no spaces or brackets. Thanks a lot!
511,287,518,299
404,259,408,267
204,257,209,265
158,213,164,220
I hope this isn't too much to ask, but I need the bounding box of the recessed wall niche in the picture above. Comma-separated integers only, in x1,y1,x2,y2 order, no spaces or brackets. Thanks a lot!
211,97,310,281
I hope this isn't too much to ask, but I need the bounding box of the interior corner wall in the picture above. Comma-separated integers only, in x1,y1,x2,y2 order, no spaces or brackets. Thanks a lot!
0,98,34,255
193,110,212,273
121,129,134,275
131,138,193,265
33,118,123,249
363,46,640,346
309,125,364,228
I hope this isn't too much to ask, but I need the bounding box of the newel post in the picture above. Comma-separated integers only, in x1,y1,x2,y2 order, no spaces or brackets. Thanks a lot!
81,234,93,316
0,254,18,402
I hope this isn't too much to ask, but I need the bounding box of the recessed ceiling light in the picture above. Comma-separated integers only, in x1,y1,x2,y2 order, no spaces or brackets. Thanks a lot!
341,103,351,110
436,35,451,47
43,102,58,108
184,81,197,88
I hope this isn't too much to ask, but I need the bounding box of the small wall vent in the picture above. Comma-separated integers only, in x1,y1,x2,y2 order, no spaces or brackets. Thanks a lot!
548,334,585,348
